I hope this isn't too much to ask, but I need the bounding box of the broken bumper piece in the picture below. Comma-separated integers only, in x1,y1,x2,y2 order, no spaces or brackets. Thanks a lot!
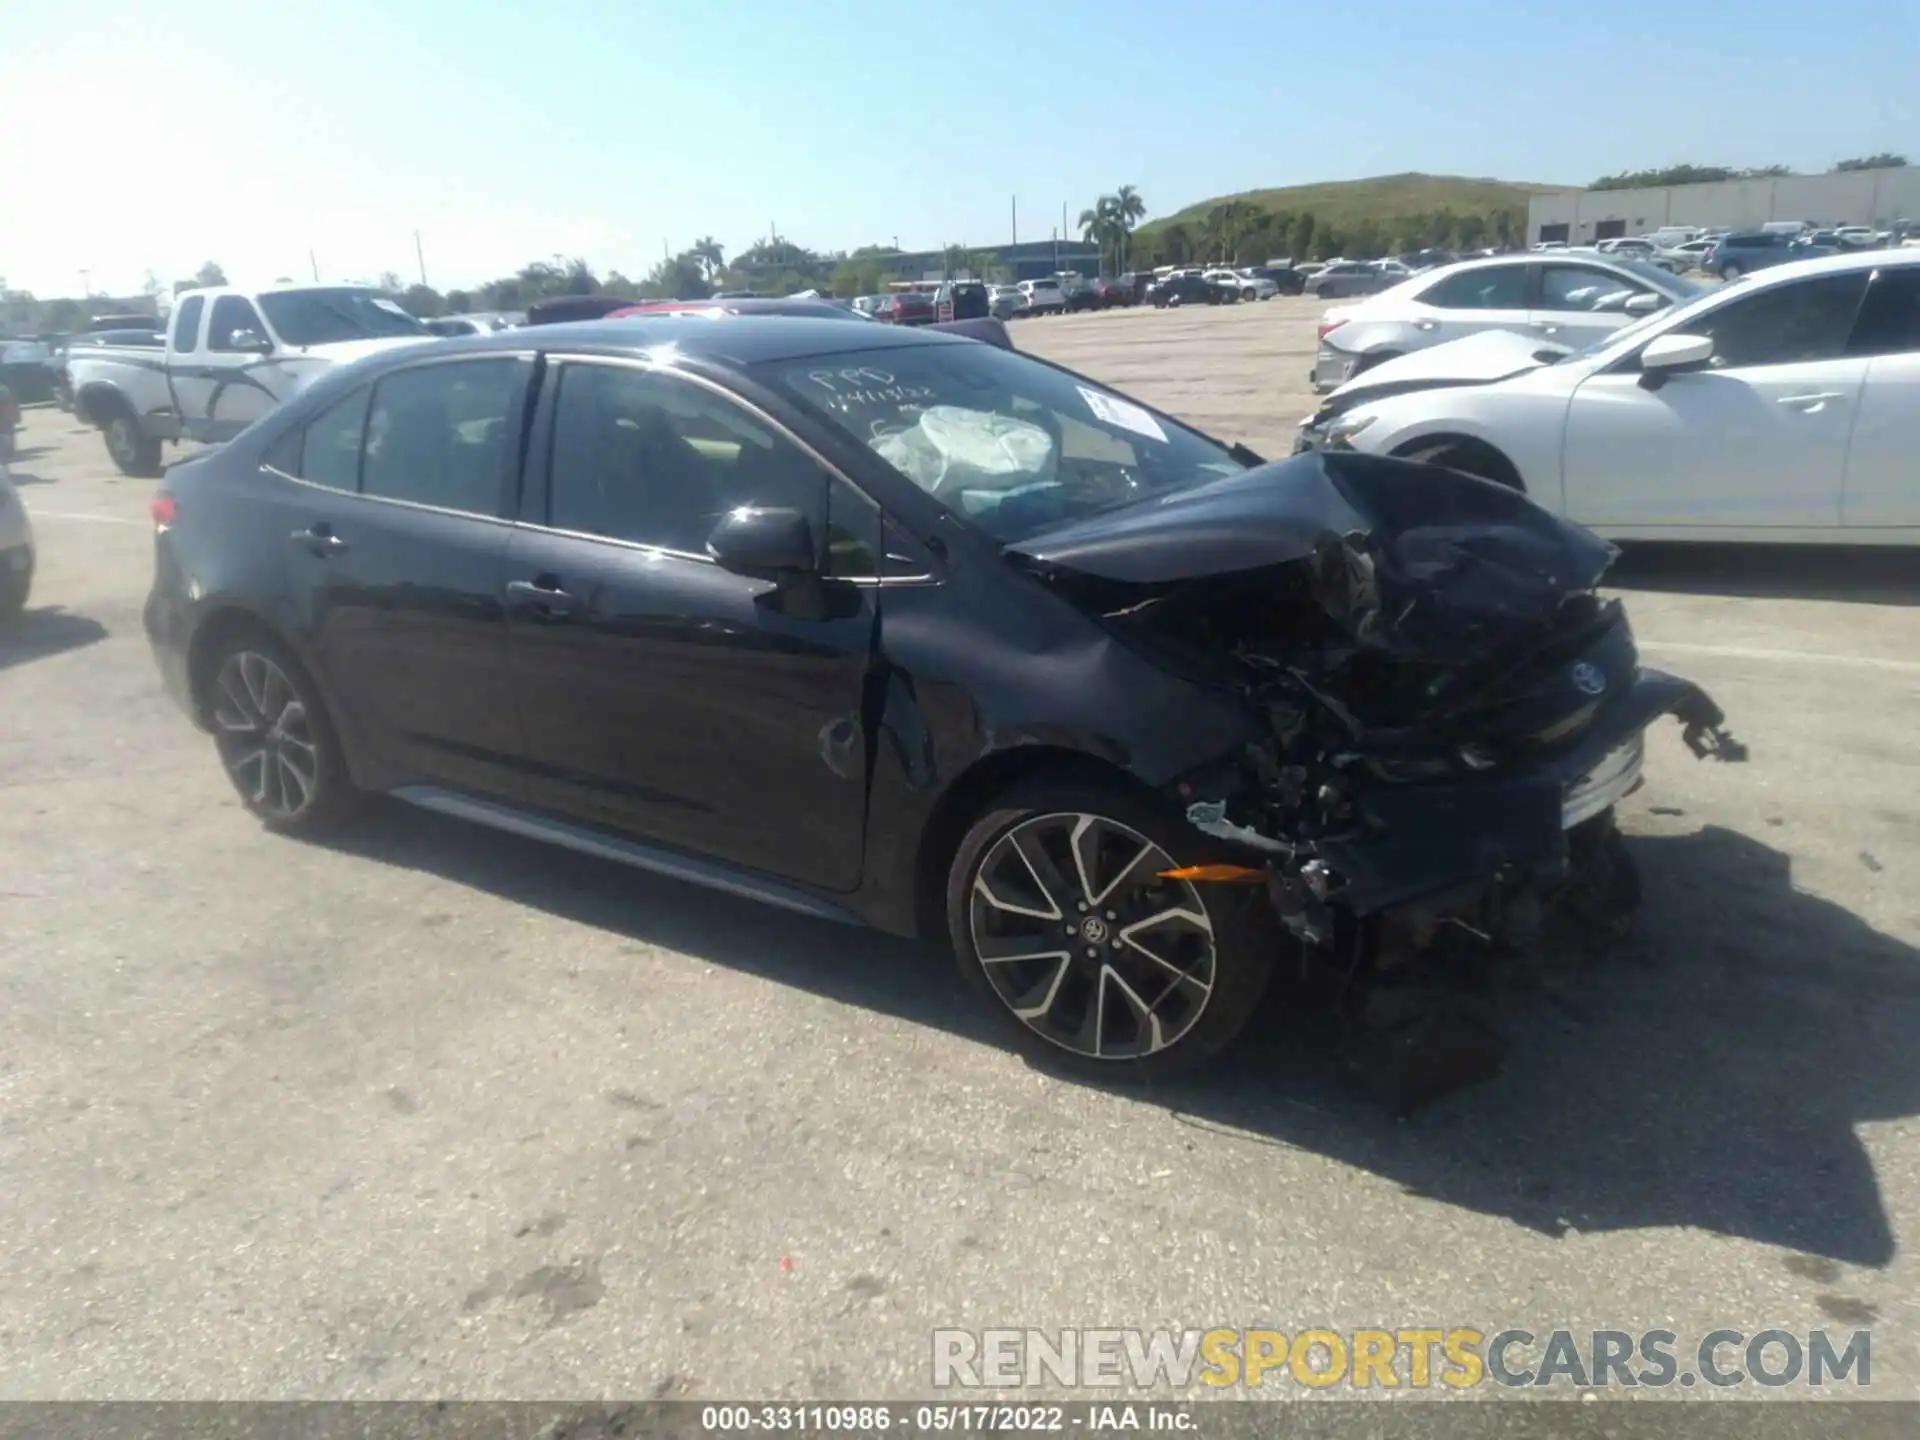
1186,668,1742,920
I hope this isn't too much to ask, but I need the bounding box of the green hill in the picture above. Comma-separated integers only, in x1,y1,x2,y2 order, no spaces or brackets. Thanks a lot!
1138,172,1563,234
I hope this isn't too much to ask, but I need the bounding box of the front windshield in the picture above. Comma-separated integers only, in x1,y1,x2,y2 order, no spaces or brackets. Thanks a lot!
758,344,1245,543
258,288,430,346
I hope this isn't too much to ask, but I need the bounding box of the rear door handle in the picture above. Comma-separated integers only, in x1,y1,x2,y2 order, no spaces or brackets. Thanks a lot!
1534,322,1563,336
506,576,580,619
291,523,347,558
1778,392,1844,412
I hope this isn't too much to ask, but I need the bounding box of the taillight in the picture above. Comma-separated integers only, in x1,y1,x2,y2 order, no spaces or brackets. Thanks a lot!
1317,320,1345,342
150,494,176,530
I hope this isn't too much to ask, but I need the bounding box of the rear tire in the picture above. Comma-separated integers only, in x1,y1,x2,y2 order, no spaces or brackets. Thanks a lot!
946,776,1278,1082
103,409,163,478
202,632,362,834
1721,262,1743,281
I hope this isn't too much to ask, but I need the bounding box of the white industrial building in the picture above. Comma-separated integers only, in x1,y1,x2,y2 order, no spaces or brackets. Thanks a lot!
1526,166,1920,244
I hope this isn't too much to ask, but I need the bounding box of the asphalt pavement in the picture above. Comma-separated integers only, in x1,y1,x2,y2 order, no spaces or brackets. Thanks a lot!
3,310,1918,1401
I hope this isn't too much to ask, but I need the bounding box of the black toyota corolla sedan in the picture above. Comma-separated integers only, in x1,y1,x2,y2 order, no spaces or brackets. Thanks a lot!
145,318,1739,1082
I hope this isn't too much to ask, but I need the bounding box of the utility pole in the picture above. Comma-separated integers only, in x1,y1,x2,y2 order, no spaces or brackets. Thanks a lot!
309,249,320,281
79,269,90,297
1011,196,1017,246
414,230,428,287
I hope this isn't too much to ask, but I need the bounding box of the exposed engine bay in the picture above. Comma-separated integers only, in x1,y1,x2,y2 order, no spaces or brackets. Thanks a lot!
1011,450,1746,1102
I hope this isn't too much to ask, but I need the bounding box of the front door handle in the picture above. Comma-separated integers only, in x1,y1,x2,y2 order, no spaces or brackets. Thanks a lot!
506,577,580,619
1535,322,1563,336
1414,319,1441,331
291,523,347,558
1778,392,1844,412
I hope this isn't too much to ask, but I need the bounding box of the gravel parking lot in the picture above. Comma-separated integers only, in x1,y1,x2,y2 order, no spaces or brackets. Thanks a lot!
5,300,1920,1400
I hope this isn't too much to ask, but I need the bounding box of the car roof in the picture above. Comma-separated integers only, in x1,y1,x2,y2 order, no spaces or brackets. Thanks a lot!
427,314,973,366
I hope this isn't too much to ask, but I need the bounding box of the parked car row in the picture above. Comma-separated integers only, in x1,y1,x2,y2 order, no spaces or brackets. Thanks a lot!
1297,247,1920,544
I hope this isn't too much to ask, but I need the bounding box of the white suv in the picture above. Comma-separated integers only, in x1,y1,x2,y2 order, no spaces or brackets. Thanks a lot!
1204,268,1276,300
1017,279,1066,315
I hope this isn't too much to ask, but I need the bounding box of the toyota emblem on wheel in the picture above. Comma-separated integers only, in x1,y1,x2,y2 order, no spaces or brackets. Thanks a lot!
1571,662,1608,696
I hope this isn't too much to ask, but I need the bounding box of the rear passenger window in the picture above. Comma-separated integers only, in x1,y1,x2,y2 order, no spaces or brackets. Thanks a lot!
297,388,372,490
361,359,519,514
263,388,368,488
172,296,204,353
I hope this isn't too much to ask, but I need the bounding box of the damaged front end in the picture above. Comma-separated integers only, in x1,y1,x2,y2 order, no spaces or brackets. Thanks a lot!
1011,450,1744,1075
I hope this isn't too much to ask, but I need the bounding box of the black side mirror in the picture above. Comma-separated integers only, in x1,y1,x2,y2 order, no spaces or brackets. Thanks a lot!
707,506,817,577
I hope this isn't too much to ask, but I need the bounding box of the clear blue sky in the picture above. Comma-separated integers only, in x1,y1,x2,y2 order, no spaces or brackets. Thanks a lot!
5,0,1914,296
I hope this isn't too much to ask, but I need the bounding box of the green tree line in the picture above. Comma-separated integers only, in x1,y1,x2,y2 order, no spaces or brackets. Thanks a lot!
1591,156,1908,190
1133,201,1527,267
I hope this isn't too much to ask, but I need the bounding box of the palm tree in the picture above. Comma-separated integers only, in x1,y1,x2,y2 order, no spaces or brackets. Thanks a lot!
1077,197,1118,272
1111,185,1146,271
691,237,726,283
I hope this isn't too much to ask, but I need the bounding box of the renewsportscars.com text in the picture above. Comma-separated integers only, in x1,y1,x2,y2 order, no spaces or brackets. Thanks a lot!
931,1327,1872,1390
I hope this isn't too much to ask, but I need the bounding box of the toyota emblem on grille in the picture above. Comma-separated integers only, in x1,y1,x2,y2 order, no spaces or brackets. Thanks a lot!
1570,662,1608,696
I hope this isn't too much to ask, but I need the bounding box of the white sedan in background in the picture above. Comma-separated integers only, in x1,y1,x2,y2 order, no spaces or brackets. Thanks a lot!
1204,268,1276,300
1295,249,1920,545
1311,253,1704,391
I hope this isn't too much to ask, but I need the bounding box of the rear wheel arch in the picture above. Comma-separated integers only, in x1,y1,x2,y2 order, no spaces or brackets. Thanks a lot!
187,606,378,791
187,608,291,725
911,746,1148,940
1389,433,1526,492
75,382,131,427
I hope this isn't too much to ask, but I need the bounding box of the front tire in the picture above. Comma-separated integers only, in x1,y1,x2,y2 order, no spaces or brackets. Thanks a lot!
946,777,1277,1081
1721,262,1743,281
104,410,163,478
204,635,360,833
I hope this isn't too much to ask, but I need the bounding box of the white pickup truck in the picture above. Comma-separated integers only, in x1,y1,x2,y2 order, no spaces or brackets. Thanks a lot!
67,284,435,475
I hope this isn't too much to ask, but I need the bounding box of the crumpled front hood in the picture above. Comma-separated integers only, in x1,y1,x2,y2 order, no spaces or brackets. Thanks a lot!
1321,330,1569,413
1010,449,1619,665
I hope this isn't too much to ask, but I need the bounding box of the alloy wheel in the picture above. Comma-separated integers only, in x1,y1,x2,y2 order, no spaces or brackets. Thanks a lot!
211,650,321,819
968,812,1217,1061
